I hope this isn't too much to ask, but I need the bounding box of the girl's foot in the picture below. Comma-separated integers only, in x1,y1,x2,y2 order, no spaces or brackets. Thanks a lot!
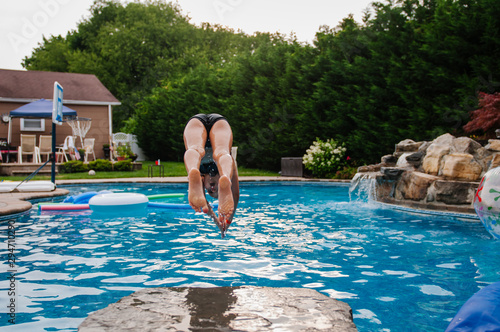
218,175,234,222
188,169,207,213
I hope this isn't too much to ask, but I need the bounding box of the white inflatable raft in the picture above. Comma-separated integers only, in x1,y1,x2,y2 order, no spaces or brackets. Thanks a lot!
0,181,56,193
88,193,149,213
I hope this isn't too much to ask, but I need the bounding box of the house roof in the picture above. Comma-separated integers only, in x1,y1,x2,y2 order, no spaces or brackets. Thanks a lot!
0,69,120,106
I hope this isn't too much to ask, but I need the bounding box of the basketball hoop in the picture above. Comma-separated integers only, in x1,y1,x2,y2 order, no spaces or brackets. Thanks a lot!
66,117,91,148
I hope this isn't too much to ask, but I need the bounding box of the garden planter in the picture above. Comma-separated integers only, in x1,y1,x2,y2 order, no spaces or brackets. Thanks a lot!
103,147,110,159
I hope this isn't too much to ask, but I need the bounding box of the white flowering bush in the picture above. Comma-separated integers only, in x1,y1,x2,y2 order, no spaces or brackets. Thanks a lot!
303,138,347,178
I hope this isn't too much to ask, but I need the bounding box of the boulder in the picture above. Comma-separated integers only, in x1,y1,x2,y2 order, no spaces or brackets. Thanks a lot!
418,141,432,154
489,153,500,170
451,136,482,154
375,173,397,200
430,180,478,205
433,133,455,146
441,153,482,181
78,287,358,332
485,139,500,152
381,154,398,166
406,151,425,168
358,165,370,173
367,164,382,172
422,144,451,175
474,147,493,172
395,171,440,201
381,167,406,180
396,152,413,168
395,139,424,153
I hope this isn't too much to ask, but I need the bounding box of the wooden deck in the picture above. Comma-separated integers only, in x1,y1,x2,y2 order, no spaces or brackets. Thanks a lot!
0,161,143,177
0,162,61,177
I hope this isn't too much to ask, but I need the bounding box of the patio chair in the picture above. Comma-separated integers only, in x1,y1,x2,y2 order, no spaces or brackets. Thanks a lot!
83,138,96,162
0,137,17,163
18,134,39,163
38,135,52,163
56,135,76,162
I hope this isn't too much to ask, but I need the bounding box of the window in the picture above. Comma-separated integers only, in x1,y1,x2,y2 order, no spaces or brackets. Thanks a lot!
21,118,45,132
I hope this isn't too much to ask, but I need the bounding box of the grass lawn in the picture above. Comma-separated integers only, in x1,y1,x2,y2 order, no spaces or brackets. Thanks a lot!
2,160,279,181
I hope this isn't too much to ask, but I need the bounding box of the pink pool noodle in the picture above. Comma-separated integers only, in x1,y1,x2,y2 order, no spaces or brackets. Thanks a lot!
40,204,90,211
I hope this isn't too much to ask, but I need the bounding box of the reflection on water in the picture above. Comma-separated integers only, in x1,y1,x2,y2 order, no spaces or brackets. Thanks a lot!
0,182,498,332
186,287,237,328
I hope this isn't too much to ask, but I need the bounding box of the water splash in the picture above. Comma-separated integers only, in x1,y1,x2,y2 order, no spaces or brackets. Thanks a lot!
349,173,377,202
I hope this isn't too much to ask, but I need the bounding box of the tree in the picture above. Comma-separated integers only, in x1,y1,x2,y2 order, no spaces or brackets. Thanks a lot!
21,0,500,168
463,92,500,137
23,0,197,129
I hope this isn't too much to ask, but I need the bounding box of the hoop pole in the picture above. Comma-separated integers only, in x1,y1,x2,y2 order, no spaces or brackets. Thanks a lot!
51,122,56,183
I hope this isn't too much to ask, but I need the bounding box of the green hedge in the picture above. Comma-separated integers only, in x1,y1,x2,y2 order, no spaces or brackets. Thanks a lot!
60,159,132,173
59,160,88,173
113,160,133,171
88,159,113,172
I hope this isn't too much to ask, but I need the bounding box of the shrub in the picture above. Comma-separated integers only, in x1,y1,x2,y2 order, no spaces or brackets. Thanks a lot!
113,160,133,171
334,166,358,179
88,159,113,172
303,138,347,178
59,160,88,173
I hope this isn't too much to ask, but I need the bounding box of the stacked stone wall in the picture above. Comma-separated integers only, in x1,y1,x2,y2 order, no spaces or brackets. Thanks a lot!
356,133,500,213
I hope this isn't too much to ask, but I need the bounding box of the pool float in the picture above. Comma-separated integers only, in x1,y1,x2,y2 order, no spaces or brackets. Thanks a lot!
147,193,219,210
40,191,211,213
62,191,182,205
89,193,149,213
147,193,185,200
39,203,90,212
445,281,500,331
0,180,56,193
148,201,218,210
473,167,500,239
63,191,111,204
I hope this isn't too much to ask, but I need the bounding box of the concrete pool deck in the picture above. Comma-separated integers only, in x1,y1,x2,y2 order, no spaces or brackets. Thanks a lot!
0,176,350,217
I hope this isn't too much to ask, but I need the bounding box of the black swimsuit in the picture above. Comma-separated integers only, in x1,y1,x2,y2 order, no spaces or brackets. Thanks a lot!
188,113,227,176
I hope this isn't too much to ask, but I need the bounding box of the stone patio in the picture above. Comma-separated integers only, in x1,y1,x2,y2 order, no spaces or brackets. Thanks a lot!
78,286,357,332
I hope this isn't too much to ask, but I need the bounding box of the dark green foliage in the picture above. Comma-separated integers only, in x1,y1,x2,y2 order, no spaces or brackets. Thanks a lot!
113,160,133,171
59,160,88,173
24,0,500,168
23,0,197,129
88,159,113,172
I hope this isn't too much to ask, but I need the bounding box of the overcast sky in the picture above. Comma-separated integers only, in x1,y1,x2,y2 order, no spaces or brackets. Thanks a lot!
0,0,374,71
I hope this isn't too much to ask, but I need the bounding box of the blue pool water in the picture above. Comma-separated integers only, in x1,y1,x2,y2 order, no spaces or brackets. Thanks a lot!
0,182,499,331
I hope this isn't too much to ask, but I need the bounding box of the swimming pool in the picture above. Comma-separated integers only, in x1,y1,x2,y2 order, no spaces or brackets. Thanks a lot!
0,181,499,331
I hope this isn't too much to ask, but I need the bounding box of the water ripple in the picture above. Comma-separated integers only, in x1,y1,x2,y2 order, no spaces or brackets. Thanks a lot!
0,182,498,332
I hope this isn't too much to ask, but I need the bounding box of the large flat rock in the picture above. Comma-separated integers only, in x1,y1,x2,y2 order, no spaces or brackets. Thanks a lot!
78,286,357,332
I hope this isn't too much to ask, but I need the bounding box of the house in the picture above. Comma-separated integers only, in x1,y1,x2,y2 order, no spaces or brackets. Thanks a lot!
0,69,120,161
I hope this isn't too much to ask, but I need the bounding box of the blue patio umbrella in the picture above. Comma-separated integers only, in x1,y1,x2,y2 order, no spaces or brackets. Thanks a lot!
8,99,78,183
9,98,77,118
7,98,78,145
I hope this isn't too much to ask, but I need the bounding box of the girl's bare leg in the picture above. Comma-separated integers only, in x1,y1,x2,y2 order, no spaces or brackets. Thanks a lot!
210,120,235,221
183,119,208,213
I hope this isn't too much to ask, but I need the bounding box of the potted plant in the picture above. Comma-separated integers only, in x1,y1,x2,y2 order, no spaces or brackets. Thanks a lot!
116,143,133,161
